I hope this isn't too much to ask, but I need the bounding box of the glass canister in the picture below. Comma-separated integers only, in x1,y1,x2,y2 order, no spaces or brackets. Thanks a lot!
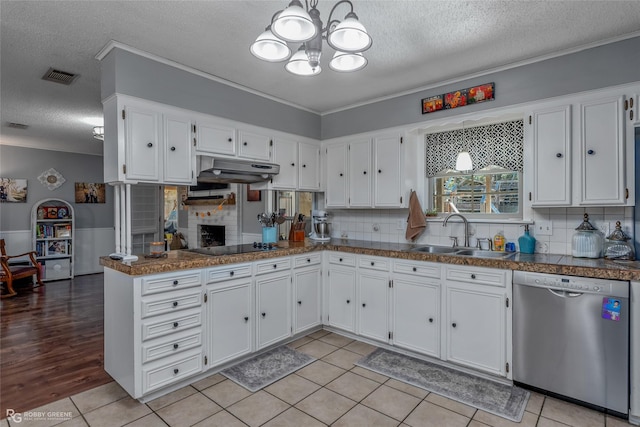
604,221,635,260
571,213,603,258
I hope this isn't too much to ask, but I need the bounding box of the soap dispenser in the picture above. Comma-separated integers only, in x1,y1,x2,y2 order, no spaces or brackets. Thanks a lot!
518,224,536,254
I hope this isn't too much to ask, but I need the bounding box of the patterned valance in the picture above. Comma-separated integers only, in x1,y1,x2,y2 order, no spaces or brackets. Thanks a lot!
425,119,523,177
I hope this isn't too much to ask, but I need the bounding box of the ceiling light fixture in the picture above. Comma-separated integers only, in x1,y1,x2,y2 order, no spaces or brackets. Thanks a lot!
251,0,372,76
93,126,104,141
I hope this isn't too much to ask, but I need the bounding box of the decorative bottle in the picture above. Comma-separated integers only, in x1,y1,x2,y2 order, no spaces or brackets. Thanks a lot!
518,224,536,254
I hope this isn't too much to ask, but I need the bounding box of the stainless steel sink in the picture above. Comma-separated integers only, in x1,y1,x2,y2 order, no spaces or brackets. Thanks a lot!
454,249,516,259
411,245,516,258
411,245,459,254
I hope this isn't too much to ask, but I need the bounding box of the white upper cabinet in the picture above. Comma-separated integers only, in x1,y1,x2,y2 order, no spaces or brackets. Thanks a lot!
324,133,404,209
325,143,348,208
104,95,195,185
373,135,404,207
298,141,321,191
348,139,373,207
271,139,321,191
271,138,298,189
530,105,572,206
195,118,236,156
526,85,637,207
579,95,625,205
123,103,162,182
163,111,195,184
238,129,271,161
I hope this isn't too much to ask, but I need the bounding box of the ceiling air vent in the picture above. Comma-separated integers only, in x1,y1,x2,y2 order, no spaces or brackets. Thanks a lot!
42,68,78,85
6,122,29,130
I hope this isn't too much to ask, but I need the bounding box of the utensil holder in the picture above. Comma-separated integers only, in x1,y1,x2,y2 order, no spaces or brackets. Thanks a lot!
262,226,277,244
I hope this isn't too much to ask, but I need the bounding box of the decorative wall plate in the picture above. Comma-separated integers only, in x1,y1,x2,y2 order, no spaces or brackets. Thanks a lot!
38,168,66,190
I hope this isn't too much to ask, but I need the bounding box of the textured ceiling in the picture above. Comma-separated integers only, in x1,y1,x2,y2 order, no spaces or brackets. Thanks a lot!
1,1,640,156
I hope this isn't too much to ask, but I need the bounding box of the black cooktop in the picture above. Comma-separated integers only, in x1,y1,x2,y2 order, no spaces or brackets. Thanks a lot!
186,243,279,256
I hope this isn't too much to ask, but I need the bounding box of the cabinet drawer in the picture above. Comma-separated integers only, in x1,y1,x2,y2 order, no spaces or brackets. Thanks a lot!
328,252,356,266
142,309,202,341
394,260,441,279
446,266,507,288
254,257,291,275
141,289,201,319
142,350,202,394
205,264,252,283
293,253,322,268
142,329,202,363
142,271,202,295
358,256,390,271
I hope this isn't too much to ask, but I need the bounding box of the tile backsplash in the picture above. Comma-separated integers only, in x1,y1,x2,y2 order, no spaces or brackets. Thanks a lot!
328,207,634,255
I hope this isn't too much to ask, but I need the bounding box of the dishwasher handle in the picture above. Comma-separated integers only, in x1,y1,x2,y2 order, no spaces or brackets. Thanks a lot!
548,288,584,298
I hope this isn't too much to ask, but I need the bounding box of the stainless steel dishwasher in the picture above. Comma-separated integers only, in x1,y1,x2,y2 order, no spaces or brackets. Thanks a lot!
513,271,629,416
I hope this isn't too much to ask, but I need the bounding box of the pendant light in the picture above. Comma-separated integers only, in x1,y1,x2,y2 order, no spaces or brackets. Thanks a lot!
251,0,372,76
455,122,473,171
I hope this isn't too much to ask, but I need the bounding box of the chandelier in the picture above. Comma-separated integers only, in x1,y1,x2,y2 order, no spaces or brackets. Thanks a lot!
250,0,372,76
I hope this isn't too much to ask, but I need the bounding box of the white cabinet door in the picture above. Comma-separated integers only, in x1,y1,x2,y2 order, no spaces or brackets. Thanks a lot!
530,105,572,206
325,143,348,208
393,277,440,358
125,104,161,182
445,283,506,376
271,138,298,189
298,142,321,191
327,266,356,332
196,120,236,156
256,273,292,349
293,266,321,334
163,112,194,184
349,139,372,207
208,281,252,367
238,129,271,161
579,95,626,205
374,135,403,207
357,270,389,342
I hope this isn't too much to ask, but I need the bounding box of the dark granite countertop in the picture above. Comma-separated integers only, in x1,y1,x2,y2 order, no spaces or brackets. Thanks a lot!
99,238,640,281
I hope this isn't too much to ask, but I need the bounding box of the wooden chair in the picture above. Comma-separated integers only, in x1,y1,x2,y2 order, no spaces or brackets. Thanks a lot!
0,239,44,298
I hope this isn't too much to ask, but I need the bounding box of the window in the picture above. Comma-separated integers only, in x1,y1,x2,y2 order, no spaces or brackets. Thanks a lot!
274,191,313,239
426,119,523,217
433,169,520,214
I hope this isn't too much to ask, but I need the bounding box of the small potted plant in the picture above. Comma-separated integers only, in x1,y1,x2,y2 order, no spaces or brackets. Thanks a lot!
425,208,439,217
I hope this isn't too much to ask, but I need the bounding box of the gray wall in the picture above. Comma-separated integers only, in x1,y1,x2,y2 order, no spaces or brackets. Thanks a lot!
242,187,267,234
0,145,114,231
102,48,321,140
322,36,640,138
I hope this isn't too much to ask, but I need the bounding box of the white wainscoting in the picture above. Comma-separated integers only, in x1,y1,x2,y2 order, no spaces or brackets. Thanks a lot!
0,228,115,276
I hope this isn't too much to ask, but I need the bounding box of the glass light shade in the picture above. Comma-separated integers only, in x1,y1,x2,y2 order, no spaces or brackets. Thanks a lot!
272,1,316,42
250,28,291,62
329,51,367,72
327,17,372,52
285,49,321,76
93,126,104,141
455,151,473,171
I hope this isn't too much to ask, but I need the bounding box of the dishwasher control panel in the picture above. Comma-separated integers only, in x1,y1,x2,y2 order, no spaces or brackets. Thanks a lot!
513,271,628,298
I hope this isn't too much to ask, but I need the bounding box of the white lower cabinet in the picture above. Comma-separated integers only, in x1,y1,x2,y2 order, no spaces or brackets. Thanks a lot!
444,265,511,377
207,280,252,367
256,272,292,350
358,256,390,343
326,254,356,332
293,265,322,334
392,276,440,358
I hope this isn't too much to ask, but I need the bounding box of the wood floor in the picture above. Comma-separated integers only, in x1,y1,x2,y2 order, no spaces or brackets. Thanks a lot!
0,274,112,414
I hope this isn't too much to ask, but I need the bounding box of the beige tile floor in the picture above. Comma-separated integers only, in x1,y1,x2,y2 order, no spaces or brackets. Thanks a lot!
3,330,634,427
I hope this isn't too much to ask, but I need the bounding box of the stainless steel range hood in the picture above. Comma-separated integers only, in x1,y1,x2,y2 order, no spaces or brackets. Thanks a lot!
196,156,280,184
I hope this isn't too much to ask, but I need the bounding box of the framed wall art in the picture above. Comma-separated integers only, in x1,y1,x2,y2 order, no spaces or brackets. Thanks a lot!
246,185,261,202
0,178,27,203
421,82,495,114
75,182,106,203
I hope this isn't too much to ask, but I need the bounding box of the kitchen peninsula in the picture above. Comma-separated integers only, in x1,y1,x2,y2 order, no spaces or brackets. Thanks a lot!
100,239,640,407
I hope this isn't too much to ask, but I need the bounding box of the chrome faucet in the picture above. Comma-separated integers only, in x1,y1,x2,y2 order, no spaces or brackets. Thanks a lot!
443,213,470,247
